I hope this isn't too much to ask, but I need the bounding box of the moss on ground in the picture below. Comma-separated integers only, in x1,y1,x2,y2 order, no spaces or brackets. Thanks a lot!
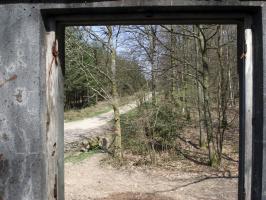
64,151,98,164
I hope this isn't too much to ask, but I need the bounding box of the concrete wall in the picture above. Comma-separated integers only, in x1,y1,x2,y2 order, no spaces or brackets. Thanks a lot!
0,1,265,200
257,6,266,200
0,4,47,200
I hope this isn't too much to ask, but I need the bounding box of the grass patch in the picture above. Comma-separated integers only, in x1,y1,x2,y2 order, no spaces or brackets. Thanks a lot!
64,94,139,122
64,102,112,122
64,150,97,164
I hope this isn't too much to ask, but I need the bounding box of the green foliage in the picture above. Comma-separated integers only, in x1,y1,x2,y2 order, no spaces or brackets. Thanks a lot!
152,103,183,143
121,101,183,156
64,27,146,110
120,109,147,155
116,58,146,96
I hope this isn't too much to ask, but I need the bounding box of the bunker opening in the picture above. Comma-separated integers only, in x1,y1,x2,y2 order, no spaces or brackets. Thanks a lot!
63,24,240,200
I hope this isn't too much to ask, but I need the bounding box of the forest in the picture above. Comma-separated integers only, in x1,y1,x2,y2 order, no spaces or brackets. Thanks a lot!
64,24,239,200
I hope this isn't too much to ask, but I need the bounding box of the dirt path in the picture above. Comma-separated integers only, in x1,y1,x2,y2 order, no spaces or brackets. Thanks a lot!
64,98,146,147
65,153,238,200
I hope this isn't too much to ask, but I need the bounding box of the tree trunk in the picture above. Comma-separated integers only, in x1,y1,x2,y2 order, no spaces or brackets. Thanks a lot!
216,25,229,165
107,26,122,159
170,25,177,102
149,26,157,105
194,26,205,147
197,25,217,166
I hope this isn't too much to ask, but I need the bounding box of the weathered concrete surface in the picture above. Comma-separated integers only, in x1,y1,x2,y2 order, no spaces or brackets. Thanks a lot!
257,6,266,200
0,4,47,200
0,1,265,200
45,22,64,200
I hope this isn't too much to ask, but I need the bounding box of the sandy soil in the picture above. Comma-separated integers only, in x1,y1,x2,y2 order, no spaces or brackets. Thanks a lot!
65,153,238,200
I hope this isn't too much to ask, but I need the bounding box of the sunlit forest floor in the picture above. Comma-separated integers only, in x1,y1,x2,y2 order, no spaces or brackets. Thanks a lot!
64,102,239,200
116,119,239,176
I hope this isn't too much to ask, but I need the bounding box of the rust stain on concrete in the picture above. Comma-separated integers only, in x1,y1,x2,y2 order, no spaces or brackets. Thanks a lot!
0,74,17,88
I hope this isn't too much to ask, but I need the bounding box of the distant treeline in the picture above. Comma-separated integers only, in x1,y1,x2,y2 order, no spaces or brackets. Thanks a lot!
64,27,146,110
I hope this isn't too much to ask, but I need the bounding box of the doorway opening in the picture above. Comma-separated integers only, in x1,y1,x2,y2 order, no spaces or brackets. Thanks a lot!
63,24,239,200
